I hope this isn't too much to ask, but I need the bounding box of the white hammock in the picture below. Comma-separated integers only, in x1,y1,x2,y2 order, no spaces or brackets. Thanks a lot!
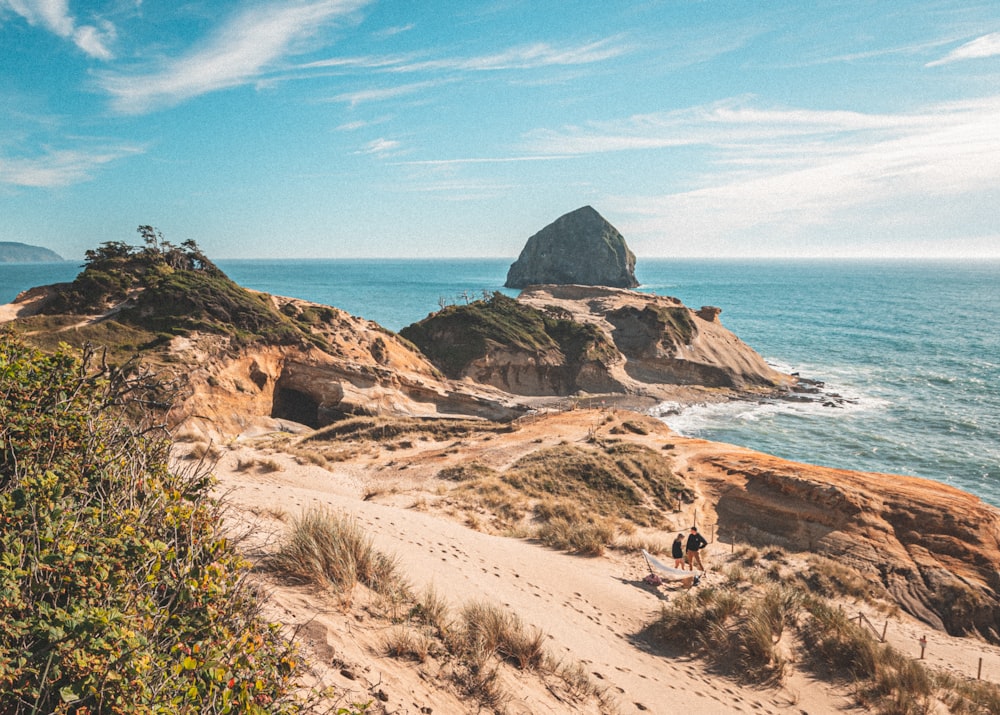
642,549,702,580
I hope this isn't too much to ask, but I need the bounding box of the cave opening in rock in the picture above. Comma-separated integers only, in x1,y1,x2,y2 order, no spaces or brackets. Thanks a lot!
271,386,320,428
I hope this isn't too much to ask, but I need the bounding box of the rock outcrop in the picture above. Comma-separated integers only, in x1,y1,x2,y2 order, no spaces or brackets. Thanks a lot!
172,295,526,437
675,437,1000,642
402,285,792,399
505,206,638,289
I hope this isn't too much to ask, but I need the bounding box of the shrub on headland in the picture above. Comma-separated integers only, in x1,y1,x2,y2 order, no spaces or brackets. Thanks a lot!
0,333,304,714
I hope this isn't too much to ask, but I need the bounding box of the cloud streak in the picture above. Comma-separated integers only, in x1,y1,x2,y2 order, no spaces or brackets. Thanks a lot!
98,0,371,114
1,0,115,58
0,143,144,187
300,37,629,74
926,32,1000,67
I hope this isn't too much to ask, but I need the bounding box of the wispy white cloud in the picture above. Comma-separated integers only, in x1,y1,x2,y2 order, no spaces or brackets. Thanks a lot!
1,0,115,58
98,0,371,114
373,23,413,38
926,32,1000,67
355,137,401,156
388,38,628,72
394,155,575,165
332,79,442,108
300,37,629,74
0,143,144,187
525,96,1000,253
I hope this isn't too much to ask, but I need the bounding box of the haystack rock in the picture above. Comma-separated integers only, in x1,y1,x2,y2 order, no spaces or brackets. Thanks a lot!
505,206,638,289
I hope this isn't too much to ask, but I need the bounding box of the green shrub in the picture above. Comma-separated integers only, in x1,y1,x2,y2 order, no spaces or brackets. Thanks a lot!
0,333,303,714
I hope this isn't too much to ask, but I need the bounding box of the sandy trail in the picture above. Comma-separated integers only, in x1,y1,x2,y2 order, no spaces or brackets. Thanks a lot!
217,451,850,714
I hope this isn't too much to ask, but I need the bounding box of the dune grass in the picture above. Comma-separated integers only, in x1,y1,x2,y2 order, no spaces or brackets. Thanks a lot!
268,506,408,603
647,555,1000,714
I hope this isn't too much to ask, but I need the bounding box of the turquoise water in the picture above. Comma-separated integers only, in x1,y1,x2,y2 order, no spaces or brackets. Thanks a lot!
3,258,998,506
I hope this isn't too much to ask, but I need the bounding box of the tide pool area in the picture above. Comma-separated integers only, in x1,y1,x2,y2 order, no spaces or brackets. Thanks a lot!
3,257,998,506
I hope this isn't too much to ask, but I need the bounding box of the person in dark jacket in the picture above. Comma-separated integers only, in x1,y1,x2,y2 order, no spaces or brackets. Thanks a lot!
672,533,686,569
685,526,708,571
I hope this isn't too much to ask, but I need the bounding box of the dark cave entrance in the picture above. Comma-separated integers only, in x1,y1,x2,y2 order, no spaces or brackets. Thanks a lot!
271,386,320,429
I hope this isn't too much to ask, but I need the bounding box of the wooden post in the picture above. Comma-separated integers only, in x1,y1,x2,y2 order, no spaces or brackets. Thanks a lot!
881,621,888,642
978,657,983,680
919,636,927,659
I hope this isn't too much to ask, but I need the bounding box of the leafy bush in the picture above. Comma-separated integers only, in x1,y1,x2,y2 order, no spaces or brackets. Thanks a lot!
0,333,303,713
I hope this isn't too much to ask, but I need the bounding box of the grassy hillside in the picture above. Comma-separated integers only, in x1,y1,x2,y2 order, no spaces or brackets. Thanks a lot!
23,227,328,358
399,292,616,378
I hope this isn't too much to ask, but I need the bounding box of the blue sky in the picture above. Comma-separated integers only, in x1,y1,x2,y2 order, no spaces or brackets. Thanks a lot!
1,0,999,261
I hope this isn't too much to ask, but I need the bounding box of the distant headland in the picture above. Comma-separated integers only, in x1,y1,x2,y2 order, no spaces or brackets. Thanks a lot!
0,241,64,263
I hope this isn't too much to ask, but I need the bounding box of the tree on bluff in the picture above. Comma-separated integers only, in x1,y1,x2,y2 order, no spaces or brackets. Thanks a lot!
48,226,224,315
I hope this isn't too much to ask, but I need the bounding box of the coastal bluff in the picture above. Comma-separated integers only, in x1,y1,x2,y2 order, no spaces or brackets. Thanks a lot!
505,205,638,289
401,284,792,400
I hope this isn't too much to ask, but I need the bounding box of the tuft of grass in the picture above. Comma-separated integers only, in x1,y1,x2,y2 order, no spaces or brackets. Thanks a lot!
650,583,801,685
292,448,328,467
798,554,880,601
258,457,284,473
460,601,547,671
536,515,615,556
934,670,1000,714
186,440,221,461
268,506,408,600
382,626,433,663
454,644,509,711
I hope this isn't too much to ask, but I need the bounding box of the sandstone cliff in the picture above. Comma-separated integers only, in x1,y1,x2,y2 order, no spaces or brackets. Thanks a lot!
505,206,638,289
670,433,1000,642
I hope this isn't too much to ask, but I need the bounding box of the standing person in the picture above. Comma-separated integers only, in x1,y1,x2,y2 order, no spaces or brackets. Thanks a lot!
672,533,686,569
685,526,708,572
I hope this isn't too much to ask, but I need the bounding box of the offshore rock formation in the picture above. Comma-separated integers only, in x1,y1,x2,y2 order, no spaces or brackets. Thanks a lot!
505,206,638,289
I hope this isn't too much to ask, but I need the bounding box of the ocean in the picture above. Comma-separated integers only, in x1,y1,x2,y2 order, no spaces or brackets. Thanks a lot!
2,258,998,507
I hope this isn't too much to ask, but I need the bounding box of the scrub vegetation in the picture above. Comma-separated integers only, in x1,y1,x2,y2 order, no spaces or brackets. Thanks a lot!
19,226,332,359
0,333,330,714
